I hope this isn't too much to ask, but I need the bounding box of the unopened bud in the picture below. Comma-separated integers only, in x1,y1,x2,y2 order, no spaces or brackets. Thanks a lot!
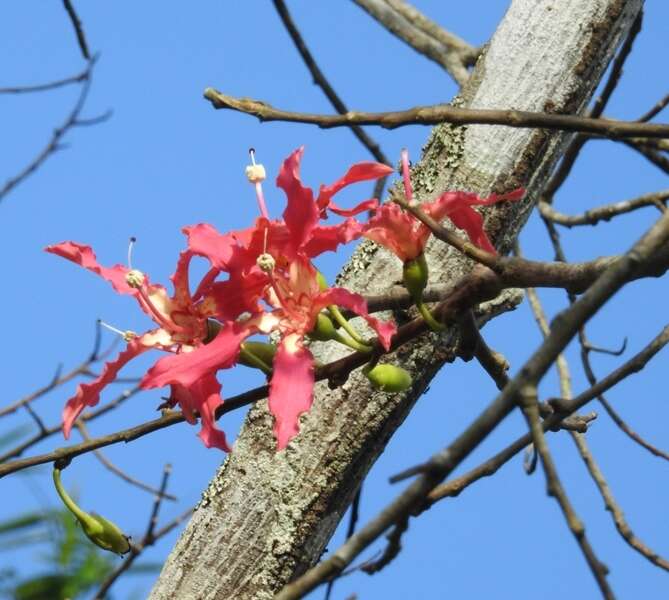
402,253,429,300
245,164,266,183
53,468,131,556
125,269,145,289
257,253,276,273
238,341,277,369
365,364,412,393
309,313,338,342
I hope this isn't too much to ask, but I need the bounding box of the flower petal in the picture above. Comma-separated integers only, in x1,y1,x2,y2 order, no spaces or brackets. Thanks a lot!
269,333,315,450
317,162,394,215
171,376,231,452
448,206,497,254
46,242,136,295
140,320,259,389
424,188,524,254
62,339,148,438
183,223,252,272
277,147,319,251
318,287,396,351
301,218,364,257
363,203,426,261
327,197,379,218
208,269,268,321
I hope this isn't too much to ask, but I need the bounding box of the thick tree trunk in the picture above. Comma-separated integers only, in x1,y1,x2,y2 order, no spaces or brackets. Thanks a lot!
149,1,642,598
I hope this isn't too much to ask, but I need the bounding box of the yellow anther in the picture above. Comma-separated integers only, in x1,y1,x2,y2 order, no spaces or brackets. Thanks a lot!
125,269,145,288
256,253,276,273
245,164,266,183
123,330,138,342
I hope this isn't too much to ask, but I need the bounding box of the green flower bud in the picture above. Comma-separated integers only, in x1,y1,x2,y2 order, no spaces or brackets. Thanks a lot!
364,364,413,393
204,319,222,344
309,313,339,342
403,254,429,300
53,468,130,556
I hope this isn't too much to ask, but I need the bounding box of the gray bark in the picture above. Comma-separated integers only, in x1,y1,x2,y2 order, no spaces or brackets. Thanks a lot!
149,1,642,598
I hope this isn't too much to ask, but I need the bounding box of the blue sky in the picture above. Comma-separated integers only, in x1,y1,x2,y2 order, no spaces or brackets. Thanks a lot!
1,2,668,598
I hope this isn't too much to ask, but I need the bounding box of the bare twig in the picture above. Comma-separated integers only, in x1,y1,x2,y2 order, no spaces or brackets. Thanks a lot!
76,421,177,500
623,140,669,175
0,387,139,463
524,285,572,398
0,66,89,94
383,0,478,64
423,323,669,508
352,0,475,84
0,321,117,419
203,89,669,140
272,0,390,167
457,310,509,390
571,432,669,572
518,385,614,599
360,516,408,575
598,397,669,461
62,0,90,59
638,93,669,123
579,330,669,462
0,57,111,203
538,190,669,227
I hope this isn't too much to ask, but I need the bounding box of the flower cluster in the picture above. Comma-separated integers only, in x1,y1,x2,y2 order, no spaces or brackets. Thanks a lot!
47,147,523,452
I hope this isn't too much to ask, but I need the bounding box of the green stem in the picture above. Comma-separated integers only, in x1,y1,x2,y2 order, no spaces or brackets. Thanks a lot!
416,299,445,332
52,468,101,534
239,344,272,375
333,330,373,353
328,305,365,344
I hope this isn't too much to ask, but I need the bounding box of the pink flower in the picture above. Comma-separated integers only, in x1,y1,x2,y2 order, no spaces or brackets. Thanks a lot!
364,149,524,259
142,256,395,450
142,148,397,449
45,241,236,451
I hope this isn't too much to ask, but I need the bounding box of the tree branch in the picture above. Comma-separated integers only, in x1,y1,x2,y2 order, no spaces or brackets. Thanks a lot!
570,432,669,572
538,190,669,227
203,89,669,140
0,57,111,204
272,0,390,167
62,0,90,60
352,0,476,84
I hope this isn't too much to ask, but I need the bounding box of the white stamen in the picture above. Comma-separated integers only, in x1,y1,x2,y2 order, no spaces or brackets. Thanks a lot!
98,319,137,342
